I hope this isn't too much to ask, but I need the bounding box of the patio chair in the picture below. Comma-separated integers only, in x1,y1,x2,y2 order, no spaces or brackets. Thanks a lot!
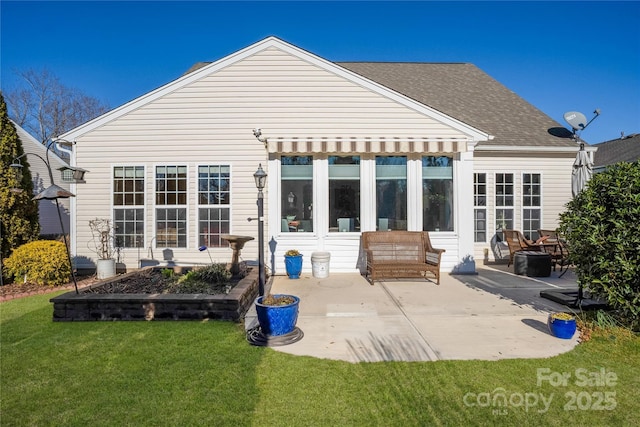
537,229,571,275
502,229,541,266
537,228,559,240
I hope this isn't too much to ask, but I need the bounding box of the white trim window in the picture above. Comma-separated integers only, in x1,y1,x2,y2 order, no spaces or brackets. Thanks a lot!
155,165,187,248
422,156,453,232
474,173,487,242
376,156,407,231
280,156,313,233
329,156,360,233
522,173,542,240
495,173,514,238
198,165,231,247
113,166,145,248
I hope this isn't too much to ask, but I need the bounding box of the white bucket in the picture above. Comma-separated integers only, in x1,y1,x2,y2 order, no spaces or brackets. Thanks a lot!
96,259,116,279
311,251,330,278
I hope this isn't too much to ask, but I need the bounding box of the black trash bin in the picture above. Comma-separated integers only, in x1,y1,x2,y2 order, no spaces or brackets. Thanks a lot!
514,251,551,277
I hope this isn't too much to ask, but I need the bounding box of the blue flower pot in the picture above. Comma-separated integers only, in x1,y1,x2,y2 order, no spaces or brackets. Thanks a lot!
255,295,300,336
548,315,577,339
284,255,303,279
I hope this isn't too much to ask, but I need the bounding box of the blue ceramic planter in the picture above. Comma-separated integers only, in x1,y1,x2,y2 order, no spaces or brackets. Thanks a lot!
548,315,577,339
255,295,300,336
284,255,303,279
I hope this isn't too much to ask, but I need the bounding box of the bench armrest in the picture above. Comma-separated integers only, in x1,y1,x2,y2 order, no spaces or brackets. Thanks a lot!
426,248,445,265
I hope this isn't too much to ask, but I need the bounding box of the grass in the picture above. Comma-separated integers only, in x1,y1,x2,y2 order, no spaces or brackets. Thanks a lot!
1,292,639,426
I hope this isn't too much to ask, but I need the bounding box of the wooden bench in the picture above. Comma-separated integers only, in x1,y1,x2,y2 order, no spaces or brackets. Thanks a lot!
361,231,445,285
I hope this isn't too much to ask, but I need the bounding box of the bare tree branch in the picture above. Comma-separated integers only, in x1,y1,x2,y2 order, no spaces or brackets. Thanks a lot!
4,68,109,145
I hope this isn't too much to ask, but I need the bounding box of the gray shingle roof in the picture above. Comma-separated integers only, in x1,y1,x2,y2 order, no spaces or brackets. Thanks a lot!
593,133,640,167
337,62,576,148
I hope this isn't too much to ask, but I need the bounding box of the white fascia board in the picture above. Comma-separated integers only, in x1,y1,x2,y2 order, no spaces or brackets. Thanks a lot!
60,36,490,143
474,145,598,153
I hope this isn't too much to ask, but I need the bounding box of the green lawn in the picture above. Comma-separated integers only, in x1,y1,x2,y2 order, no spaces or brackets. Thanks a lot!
1,292,639,426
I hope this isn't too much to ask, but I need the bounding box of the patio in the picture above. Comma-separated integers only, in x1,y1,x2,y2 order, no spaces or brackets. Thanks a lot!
246,264,582,362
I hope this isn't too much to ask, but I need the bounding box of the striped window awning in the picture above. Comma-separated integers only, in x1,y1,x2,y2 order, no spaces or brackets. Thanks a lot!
267,137,470,154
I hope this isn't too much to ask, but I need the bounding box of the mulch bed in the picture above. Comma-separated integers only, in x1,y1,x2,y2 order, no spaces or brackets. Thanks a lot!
1,268,242,301
82,268,237,295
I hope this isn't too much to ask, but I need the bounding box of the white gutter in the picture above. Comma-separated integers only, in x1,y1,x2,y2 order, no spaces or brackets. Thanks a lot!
474,145,597,153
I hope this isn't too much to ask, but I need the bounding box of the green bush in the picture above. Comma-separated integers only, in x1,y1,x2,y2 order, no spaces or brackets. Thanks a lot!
3,240,71,286
171,263,232,294
559,161,640,331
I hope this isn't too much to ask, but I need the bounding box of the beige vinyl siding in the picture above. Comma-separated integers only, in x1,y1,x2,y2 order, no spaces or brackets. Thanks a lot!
472,151,576,262
73,46,473,269
13,123,71,237
100,48,470,140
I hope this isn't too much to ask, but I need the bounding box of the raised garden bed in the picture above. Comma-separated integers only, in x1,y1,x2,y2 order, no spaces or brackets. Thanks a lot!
50,266,259,322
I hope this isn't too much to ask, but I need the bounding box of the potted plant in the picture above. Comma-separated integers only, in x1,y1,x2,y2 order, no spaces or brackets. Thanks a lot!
254,293,300,336
284,249,303,279
89,218,117,279
547,312,577,339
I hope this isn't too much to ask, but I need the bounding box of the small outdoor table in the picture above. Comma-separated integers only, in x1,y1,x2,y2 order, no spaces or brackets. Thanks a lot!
514,250,551,277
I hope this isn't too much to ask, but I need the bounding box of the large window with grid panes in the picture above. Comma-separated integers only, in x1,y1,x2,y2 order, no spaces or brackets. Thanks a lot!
281,156,313,233
473,173,487,242
376,156,407,231
198,165,231,247
155,165,187,248
329,156,360,233
522,173,541,240
495,173,514,241
422,156,453,232
113,166,145,248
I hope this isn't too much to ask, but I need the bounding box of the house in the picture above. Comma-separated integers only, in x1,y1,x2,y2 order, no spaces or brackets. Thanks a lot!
13,121,71,237
593,133,640,173
59,36,588,275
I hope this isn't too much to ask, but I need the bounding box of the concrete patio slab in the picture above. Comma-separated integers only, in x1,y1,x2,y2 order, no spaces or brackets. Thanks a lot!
245,266,580,363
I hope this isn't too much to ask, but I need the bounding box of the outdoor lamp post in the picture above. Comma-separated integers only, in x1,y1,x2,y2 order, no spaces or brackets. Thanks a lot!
253,164,267,297
10,139,85,294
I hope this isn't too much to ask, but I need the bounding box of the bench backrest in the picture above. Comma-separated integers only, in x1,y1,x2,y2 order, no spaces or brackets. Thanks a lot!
362,231,426,263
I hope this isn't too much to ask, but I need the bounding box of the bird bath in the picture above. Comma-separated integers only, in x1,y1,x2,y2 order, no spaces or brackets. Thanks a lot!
221,235,255,276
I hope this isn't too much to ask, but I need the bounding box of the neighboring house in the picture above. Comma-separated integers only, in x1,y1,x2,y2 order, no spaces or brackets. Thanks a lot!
13,121,71,237
593,133,640,173
59,36,588,275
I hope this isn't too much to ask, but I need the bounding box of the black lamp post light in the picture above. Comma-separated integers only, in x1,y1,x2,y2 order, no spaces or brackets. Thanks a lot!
253,163,267,298
247,163,303,347
9,139,87,294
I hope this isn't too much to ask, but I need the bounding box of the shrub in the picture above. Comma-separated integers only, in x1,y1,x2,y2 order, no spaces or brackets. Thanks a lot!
559,161,640,331
171,263,232,294
180,263,232,284
3,240,71,286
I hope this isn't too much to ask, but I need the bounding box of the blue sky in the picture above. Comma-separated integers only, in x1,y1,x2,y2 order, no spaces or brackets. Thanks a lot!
2,1,639,144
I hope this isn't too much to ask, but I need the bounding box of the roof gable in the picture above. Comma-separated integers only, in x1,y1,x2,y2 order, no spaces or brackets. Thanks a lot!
61,37,488,143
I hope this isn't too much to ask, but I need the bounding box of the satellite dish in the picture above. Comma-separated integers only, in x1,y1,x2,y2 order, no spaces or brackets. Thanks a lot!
564,111,588,132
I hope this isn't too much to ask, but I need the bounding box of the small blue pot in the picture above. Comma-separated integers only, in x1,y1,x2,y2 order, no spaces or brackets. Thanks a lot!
284,255,303,279
255,295,300,336
548,315,577,339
